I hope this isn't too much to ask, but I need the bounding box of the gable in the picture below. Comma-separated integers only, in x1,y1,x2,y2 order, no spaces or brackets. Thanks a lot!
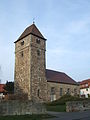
14,24,46,43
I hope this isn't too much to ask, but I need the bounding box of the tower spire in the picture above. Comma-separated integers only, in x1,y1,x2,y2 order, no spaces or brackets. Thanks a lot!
33,18,35,24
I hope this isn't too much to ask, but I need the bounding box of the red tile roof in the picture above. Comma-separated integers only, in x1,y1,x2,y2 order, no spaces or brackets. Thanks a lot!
46,69,78,85
0,84,5,93
80,79,90,89
80,79,90,85
14,24,46,43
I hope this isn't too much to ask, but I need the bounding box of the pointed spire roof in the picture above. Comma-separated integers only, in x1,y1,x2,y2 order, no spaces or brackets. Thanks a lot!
14,24,46,43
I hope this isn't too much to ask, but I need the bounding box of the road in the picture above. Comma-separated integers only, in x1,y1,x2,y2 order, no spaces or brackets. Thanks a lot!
46,110,90,120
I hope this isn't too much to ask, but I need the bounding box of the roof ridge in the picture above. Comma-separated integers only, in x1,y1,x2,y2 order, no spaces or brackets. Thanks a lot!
46,69,78,85
46,69,64,74
81,79,90,83
14,24,46,43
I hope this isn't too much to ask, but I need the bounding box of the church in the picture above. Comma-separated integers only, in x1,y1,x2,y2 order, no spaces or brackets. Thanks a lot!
14,23,79,102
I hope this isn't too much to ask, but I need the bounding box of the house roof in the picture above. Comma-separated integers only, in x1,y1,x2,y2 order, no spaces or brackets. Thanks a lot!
80,79,90,89
46,69,78,85
0,84,5,93
80,79,90,85
14,24,46,43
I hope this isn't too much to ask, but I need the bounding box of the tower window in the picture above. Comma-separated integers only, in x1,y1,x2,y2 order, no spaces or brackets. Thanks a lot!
37,50,40,56
39,77,41,81
21,51,24,57
36,38,40,44
21,41,24,45
37,89,40,97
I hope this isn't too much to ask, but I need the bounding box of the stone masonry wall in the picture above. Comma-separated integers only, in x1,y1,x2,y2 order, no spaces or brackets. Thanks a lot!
0,100,46,116
47,82,80,101
30,35,47,102
66,100,90,112
14,35,31,99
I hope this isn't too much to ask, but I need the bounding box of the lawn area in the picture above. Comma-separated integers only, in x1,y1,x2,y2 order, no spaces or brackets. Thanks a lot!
45,95,81,112
0,114,54,120
46,104,66,112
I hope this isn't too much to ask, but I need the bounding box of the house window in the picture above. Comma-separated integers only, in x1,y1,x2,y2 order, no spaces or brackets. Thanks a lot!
60,88,63,96
86,88,88,91
51,87,55,95
88,94,89,97
36,38,40,44
67,88,70,95
85,83,88,87
37,50,40,56
21,41,24,45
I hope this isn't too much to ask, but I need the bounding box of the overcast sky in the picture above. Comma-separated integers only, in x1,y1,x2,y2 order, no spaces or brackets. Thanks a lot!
0,0,90,83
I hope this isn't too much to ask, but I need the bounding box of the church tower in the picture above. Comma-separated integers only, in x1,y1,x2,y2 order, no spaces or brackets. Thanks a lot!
14,24,47,101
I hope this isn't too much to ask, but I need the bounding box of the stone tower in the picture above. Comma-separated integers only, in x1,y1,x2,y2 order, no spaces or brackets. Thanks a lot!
14,24,47,101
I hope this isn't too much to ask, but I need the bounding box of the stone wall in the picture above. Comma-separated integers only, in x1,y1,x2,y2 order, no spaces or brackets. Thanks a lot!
0,100,46,116
14,35,31,99
66,100,90,112
30,35,47,102
14,34,47,102
47,82,80,101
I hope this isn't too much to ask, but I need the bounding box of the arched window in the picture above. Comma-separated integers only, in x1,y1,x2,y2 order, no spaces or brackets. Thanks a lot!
37,89,40,97
37,50,40,56
21,41,24,45
36,38,40,44
60,88,63,96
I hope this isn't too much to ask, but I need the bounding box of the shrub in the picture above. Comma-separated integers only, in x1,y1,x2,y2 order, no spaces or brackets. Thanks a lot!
46,94,84,106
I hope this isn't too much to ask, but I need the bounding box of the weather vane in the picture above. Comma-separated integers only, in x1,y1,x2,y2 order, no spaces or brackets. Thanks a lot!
33,18,35,24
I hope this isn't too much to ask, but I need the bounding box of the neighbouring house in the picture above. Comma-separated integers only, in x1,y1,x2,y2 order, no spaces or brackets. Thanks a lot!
80,79,90,98
0,84,5,99
14,23,80,102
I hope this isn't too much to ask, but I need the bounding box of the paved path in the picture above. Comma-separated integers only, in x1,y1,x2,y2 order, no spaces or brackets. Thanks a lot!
46,110,90,120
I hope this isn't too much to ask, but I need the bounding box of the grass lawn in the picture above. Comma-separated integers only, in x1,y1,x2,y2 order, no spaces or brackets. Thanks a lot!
0,114,54,120
46,104,66,112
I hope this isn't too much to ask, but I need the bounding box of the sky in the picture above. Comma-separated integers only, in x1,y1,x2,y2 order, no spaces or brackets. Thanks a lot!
0,0,90,83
